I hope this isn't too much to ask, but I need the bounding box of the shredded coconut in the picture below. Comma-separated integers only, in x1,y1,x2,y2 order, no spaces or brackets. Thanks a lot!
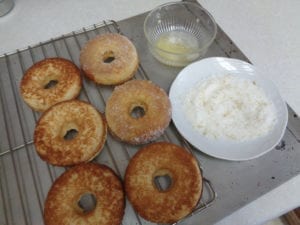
184,74,277,141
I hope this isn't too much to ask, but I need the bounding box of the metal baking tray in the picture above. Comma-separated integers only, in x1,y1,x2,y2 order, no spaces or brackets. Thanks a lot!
1,10,300,225
0,19,216,225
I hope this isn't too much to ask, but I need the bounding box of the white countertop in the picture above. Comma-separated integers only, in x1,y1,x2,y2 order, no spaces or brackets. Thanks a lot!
1,0,299,224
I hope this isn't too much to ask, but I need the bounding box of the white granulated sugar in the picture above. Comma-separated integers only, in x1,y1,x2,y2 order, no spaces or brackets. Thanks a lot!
184,74,277,141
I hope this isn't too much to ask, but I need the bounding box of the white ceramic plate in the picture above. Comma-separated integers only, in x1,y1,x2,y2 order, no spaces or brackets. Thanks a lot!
169,57,288,161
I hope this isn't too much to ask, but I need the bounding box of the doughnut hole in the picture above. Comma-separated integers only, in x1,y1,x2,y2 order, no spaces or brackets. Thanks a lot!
61,123,79,141
64,129,78,140
44,80,58,89
130,103,147,119
153,169,173,192
77,192,97,214
102,50,115,63
42,73,60,89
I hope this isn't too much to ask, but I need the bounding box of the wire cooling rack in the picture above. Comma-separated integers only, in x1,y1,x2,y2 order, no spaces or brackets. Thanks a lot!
0,20,216,225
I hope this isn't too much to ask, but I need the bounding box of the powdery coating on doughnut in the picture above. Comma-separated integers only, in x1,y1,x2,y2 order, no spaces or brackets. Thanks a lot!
125,142,202,224
20,58,82,112
34,100,107,166
80,33,139,85
105,80,172,145
44,163,125,225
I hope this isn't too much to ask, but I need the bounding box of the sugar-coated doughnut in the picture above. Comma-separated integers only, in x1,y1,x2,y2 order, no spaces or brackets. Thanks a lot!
105,80,171,145
34,100,107,166
80,33,139,85
20,58,82,112
44,163,125,225
125,142,202,224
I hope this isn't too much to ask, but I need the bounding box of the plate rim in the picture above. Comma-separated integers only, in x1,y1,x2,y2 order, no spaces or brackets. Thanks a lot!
169,57,288,161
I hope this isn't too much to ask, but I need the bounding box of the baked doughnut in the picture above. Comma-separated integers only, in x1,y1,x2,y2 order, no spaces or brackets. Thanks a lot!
34,100,107,166
79,33,139,85
125,142,202,224
44,163,125,225
20,58,82,112
105,80,171,145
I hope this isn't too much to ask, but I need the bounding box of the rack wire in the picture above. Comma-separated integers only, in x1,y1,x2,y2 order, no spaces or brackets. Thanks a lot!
0,20,216,225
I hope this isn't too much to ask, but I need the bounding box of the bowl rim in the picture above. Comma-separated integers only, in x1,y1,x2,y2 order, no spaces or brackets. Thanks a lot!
143,1,218,55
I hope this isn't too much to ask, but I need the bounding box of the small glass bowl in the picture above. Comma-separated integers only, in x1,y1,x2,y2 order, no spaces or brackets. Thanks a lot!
144,2,217,67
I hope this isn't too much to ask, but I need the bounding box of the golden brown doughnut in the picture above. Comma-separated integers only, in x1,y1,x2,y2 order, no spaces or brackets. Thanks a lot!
20,58,82,112
44,163,125,225
34,100,107,166
80,33,139,85
105,80,171,145
125,142,202,224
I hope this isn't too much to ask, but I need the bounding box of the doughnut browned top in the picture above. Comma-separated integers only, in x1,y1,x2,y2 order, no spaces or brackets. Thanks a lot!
105,80,171,145
34,100,107,166
125,142,202,224
20,58,82,112
44,163,125,225
80,33,139,85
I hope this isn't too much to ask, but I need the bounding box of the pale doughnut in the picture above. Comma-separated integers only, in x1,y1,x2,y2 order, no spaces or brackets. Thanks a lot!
80,33,139,85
